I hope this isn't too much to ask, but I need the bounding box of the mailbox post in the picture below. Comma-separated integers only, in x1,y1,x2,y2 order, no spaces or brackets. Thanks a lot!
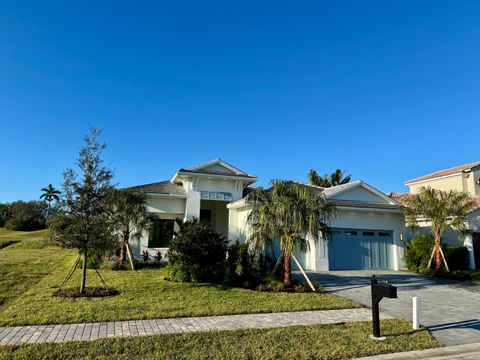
370,275,397,340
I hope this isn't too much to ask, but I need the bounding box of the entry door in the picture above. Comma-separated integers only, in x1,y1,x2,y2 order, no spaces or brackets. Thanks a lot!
328,229,394,270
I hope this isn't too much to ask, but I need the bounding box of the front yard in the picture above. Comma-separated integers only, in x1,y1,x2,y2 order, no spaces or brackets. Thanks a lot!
0,229,359,326
0,319,438,360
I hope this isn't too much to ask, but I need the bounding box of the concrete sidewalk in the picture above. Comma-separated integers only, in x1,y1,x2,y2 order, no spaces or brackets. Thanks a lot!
0,308,376,346
356,342,480,359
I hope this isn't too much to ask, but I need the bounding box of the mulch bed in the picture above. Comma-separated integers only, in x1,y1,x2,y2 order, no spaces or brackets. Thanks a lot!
53,287,119,298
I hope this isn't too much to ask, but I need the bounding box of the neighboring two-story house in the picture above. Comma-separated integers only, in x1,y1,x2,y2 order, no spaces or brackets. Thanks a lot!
131,158,406,271
404,161,480,269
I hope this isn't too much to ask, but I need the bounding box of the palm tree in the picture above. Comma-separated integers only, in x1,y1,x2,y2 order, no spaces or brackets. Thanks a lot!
404,187,476,272
110,188,149,270
247,180,336,287
308,169,351,188
40,184,61,217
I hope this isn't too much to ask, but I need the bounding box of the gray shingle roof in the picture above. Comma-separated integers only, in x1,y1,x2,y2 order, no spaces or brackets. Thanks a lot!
131,180,186,195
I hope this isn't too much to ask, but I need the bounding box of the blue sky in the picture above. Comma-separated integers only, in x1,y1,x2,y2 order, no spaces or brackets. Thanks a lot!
1,1,480,202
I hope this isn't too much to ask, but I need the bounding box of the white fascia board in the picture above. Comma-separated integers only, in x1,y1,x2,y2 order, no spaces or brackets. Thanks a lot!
323,181,362,199
227,198,252,210
172,171,257,183
147,193,187,199
337,206,403,214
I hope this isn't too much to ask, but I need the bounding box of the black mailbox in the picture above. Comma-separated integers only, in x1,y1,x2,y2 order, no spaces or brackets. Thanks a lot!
371,275,397,339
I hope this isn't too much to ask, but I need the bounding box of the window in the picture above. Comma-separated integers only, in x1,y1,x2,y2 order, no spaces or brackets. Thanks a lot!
345,230,357,236
149,218,174,248
379,232,391,237
362,231,375,236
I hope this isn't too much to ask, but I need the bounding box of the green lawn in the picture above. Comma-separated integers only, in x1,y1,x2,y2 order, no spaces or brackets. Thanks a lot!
0,228,74,308
0,228,359,326
0,319,438,360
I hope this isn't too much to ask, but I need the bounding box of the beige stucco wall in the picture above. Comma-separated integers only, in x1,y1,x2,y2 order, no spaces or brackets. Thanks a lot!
408,174,466,194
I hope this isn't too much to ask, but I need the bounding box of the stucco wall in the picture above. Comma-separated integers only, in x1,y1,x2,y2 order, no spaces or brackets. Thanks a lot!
147,196,186,214
408,174,468,194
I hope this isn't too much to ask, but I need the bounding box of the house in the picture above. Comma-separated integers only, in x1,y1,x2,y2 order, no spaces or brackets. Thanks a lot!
404,161,480,269
131,159,406,271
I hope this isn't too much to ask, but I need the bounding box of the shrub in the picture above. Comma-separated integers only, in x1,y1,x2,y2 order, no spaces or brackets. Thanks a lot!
443,245,470,271
141,250,150,263
163,262,190,282
166,219,228,283
154,250,163,263
225,242,268,287
404,233,434,273
4,201,47,231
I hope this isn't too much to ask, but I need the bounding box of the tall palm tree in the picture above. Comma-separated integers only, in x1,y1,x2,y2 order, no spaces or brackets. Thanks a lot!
308,169,351,188
404,187,476,272
247,180,336,287
110,188,149,270
40,184,61,216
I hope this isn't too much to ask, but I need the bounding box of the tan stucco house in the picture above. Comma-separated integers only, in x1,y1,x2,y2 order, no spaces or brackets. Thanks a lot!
404,161,480,269
131,159,406,271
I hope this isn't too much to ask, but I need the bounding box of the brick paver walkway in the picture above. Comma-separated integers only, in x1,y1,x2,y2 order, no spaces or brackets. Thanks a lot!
0,308,376,345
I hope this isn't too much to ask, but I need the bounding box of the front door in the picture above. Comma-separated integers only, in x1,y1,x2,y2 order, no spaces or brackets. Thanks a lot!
473,233,480,269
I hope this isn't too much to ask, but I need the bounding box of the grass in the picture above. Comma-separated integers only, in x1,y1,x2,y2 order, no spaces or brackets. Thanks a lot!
0,319,439,360
0,228,359,326
0,228,74,308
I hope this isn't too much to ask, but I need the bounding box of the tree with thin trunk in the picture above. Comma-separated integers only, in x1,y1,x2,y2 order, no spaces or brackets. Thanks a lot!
247,180,336,287
308,168,351,188
48,128,116,294
110,188,149,270
404,187,476,272
40,184,61,217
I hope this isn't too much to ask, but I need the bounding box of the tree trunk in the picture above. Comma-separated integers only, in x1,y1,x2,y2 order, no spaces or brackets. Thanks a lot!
118,230,129,264
80,249,87,293
283,252,293,288
435,243,442,272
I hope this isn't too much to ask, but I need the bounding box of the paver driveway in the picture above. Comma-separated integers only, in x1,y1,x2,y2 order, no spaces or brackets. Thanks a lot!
304,270,480,346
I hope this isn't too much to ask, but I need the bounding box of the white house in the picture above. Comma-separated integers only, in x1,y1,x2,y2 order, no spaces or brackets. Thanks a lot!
132,159,406,271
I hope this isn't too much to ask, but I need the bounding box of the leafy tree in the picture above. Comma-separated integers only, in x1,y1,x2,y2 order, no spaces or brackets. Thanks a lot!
404,187,476,272
247,180,336,287
0,203,12,227
110,188,149,270
40,184,61,217
308,169,351,188
48,128,116,293
4,201,47,231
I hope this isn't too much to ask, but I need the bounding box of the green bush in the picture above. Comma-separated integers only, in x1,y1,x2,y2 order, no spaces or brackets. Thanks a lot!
405,233,434,273
225,242,260,287
443,245,470,271
163,262,190,282
166,220,228,283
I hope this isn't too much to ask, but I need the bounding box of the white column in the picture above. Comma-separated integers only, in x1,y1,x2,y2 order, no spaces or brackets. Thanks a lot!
463,233,475,270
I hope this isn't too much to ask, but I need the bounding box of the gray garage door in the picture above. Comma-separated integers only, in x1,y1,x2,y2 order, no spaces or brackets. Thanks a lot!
328,229,394,270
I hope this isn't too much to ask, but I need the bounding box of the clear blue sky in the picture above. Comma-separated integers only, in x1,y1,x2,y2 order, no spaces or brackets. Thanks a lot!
1,1,479,202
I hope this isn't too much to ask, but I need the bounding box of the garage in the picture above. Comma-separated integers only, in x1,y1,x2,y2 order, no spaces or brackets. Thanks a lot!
328,228,395,270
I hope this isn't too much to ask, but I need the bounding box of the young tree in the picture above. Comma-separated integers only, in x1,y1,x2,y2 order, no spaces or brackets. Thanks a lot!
404,187,476,272
40,184,61,217
48,128,116,293
247,180,336,287
110,188,149,270
308,169,351,188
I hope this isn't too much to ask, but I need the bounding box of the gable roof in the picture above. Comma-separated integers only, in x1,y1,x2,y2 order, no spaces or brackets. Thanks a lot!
405,161,480,185
131,180,186,196
291,180,402,208
173,158,257,183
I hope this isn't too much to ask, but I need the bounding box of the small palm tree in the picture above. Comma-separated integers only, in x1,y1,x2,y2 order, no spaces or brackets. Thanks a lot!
308,169,351,188
40,184,61,217
404,187,476,272
247,180,336,287
110,188,149,270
